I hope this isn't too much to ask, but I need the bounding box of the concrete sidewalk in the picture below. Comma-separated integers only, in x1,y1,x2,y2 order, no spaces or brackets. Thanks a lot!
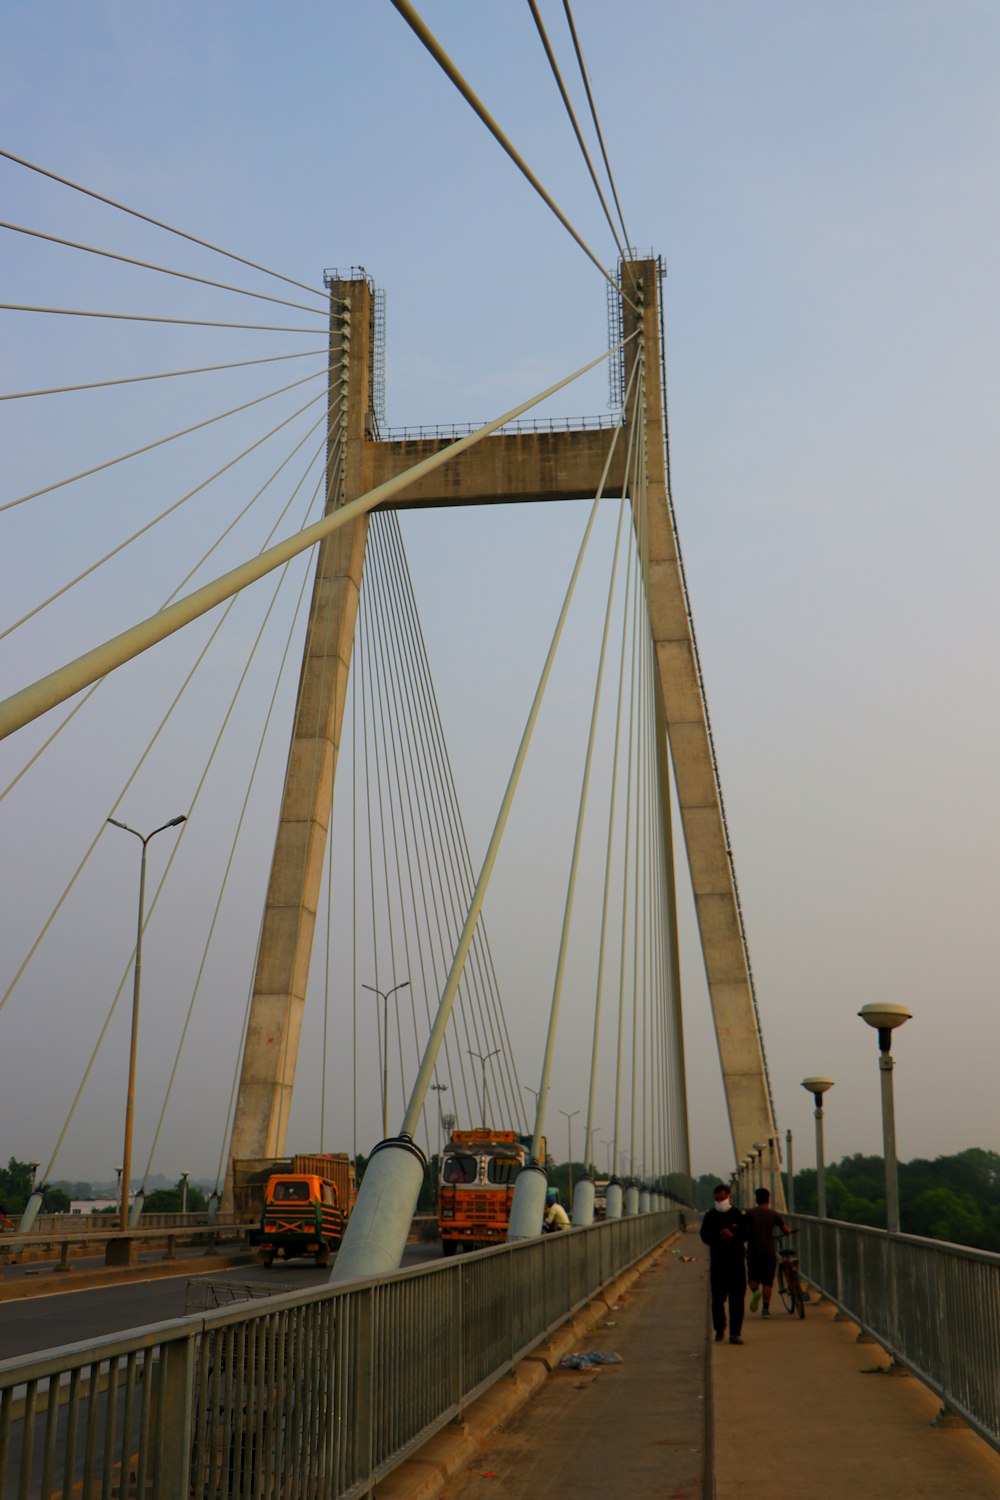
438,1228,711,1499
713,1289,1000,1500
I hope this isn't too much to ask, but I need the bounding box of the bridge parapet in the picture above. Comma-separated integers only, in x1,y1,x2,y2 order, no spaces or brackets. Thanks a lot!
790,1212,1000,1454
0,1212,680,1499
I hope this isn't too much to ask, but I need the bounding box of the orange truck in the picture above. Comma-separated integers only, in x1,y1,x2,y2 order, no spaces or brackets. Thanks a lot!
234,1153,355,1268
437,1128,541,1254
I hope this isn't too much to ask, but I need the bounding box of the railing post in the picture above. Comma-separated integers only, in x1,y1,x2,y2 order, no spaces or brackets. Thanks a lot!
352,1286,375,1488
154,1333,195,1499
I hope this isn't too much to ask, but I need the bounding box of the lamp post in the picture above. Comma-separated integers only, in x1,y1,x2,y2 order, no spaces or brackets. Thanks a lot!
786,1129,795,1213
430,1082,448,1161
468,1048,500,1125
559,1109,580,1202
801,1077,834,1219
858,1004,911,1234
362,981,410,1137
107,813,186,1235
180,1171,190,1218
752,1143,766,1199
600,1139,612,1178
588,1124,602,1175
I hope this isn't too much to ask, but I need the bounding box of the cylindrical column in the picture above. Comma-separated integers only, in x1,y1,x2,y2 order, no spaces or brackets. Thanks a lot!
624,1183,639,1216
507,1163,548,1241
786,1129,795,1213
331,1136,426,1280
129,1190,145,1227
768,1138,777,1201
638,1187,650,1214
572,1176,596,1226
17,1191,43,1234
605,1181,623,1219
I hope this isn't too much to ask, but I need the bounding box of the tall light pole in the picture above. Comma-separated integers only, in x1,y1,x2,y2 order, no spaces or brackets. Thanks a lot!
363,981,410,1138
859,1004,911,1234
179,1170,190,1218
430,1082,448,1160
560,1109,579,1201
469,1049,500,1124
107,813,186,1235
588,1124,602,1175
802,1077,834,1218
786,1128,795,1212
753,1143,766,1199
600,1139,612,1178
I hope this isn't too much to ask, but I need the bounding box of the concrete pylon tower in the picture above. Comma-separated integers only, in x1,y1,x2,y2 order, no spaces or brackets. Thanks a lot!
226,272,373,1175
619,258,779,1186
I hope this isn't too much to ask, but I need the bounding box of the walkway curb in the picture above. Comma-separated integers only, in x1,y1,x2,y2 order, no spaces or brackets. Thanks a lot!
375,1232,681,1500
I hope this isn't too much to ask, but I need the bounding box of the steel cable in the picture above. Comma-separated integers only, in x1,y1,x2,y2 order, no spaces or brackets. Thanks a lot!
1,365,328,515
0,147,327,301
389,0,638,312
0,349,327,403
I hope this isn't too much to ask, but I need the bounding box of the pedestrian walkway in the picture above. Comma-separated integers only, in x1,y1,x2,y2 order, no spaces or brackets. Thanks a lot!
714,1289,1000,1500
439,1230,710,1499
435,1226,1000,1500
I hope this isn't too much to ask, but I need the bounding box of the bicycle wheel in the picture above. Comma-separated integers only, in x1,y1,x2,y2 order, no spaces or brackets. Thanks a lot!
777,1259,795,1314
792,1271,806,1319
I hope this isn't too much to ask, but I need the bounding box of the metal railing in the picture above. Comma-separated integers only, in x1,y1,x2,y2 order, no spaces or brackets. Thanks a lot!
0,1209,679,1498
791,1213,1000,1454
0,1222,247,1273
382,413,621,442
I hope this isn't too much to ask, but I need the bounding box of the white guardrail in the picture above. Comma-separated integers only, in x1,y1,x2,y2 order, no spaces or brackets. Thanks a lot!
791,1212,1000,1453
0,1209,680,1499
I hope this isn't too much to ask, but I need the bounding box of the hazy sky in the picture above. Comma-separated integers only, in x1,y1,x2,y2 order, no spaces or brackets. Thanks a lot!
1,3,998,1186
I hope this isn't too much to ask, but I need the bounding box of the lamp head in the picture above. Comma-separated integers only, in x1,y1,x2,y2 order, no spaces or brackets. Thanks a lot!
859,1003,911,1053
858,1003,911,1031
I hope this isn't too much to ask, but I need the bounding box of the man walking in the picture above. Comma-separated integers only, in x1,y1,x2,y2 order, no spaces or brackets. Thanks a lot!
699,1183,749,1344
746,1187,790,1317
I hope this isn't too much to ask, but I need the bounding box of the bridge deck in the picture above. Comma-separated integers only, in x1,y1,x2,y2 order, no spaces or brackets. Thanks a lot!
437,1227,1000,1500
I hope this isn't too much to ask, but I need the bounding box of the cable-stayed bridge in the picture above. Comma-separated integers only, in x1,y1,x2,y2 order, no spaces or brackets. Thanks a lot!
2,4,1000,1497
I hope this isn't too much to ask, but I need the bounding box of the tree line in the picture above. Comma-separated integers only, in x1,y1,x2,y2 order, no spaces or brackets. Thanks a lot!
694,1148,1000,1253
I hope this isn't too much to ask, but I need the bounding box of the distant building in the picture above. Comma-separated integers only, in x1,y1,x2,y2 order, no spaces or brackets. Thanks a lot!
70,1198,121,1215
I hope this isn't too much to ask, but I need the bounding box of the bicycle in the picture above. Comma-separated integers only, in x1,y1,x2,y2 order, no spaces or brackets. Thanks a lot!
775,1230,806,1318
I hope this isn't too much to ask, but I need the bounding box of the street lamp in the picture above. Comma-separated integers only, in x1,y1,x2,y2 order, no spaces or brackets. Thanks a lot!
802,1077,834,1218
588,1124,602,1175
362,981,410,1137
179,1170,190,1218
753,1143,766,1198
786,1128,795,1212
469,1049,500,1124
600,1139,612,1178
560,1109,580,1201
858,1004,911,1234
430,1082,448,1160
107,813,186,1235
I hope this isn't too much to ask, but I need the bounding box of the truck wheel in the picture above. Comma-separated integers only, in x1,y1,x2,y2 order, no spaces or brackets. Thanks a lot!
442,1239,457,1257
315,1246,331,1268
261,1251,274,1268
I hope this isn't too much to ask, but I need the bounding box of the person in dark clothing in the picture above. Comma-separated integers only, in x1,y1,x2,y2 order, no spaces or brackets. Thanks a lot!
699,1183,749,1343
746,1187,791,1317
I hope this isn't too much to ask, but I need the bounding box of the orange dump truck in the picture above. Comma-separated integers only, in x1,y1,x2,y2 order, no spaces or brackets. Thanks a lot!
233,1153,355,1268
437,1128,541,1254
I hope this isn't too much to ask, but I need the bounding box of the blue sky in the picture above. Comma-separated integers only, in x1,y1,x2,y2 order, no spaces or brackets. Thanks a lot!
1,2,998,1184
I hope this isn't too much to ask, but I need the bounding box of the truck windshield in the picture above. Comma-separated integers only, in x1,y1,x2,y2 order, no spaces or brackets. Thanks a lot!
272,1181,311,1202
442,1154,478,1185
486,1156,521,1185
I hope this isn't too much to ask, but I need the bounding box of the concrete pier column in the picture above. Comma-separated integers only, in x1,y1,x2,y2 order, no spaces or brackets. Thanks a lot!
572,1175,596,1226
